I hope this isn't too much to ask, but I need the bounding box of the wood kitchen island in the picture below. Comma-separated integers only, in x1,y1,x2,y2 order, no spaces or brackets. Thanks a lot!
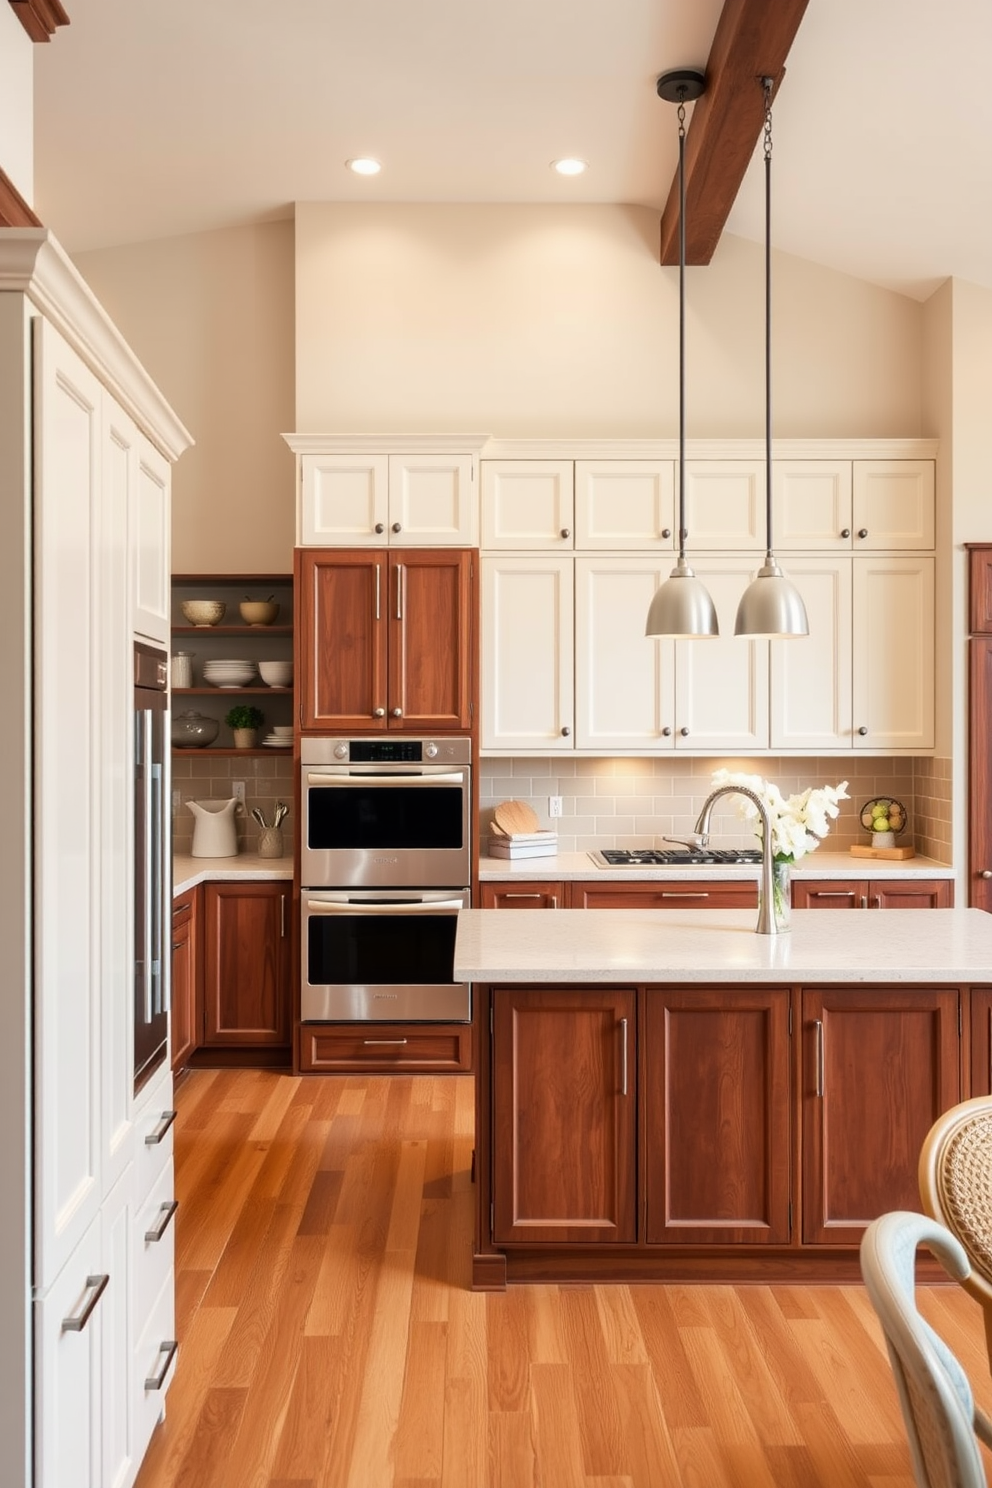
454,907,992,1289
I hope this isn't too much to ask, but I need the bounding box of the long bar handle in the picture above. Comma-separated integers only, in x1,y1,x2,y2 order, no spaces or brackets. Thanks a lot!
812,890,858,898
306,897,465,916
145,1109,178,1145
620,1017,629,1097
363,1038,409,1046
500,892,558,907
375,563,381,620
396,563,403,620
61,1273,109,1333
660,891,708,899
280,894,286,938
144,1340,179,1391
144,1200,179,1244
306,772,467,788
814,1020,824,1097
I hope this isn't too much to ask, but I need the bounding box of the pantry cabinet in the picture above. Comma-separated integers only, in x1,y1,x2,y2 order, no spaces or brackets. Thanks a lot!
202,882,292,1051
297,547,476,733
292,443,482,547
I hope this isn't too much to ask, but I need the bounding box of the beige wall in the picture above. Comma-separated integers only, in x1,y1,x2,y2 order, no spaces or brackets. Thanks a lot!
0,3,34,203
75,221,296,573
295,202,924,437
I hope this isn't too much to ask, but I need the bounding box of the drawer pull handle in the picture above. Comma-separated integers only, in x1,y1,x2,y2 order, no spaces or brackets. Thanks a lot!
145,1199,179,1243
661,891,708,899
363,1037,409,1045
145,1110,177,1145
62,1273,109,1333
145,1340,179,1391
814,891,856,898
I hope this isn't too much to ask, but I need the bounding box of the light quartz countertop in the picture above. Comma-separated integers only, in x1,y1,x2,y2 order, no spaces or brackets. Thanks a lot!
478,850,954,882
453,906,992,984
173,853,292,897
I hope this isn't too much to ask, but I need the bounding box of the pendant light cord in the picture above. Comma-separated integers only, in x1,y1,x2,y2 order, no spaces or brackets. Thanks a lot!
763,75,774,564
677,91,688,562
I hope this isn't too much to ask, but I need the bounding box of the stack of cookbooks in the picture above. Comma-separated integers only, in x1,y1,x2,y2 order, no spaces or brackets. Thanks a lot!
488,799,558,859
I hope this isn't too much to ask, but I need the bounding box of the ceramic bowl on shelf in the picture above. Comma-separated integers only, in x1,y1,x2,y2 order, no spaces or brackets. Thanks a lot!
171,710,220,748
202,660,256,687
239,600,280,626
180,599,226,627
257,660,293,687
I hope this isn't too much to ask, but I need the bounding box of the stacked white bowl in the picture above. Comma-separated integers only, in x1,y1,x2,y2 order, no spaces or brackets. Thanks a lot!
202,659,256,688
257,660,293,687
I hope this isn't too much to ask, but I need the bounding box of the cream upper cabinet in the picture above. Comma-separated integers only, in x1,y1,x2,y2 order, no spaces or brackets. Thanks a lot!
573,460,675,550
672,557,769,752
132,436,171,643
682,460,766,551
481,460,574,549
770,558,853,750
852,459,934,549
853,555,934,750
481,556,574,750
300,451,478,546
575,557,674,750
773,460,854,551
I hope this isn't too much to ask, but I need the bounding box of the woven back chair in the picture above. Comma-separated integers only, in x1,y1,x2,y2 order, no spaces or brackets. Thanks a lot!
919,1096,992,1375
860,1211,992,1488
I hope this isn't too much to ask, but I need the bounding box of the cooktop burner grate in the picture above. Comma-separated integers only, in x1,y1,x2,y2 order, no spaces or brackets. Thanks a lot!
592,848,763,867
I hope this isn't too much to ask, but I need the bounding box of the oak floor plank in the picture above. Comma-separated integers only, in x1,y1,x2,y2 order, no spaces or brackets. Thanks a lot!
135,1069,992,1488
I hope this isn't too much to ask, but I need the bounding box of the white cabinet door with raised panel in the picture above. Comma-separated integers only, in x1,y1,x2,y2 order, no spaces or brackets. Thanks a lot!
34,1214,105,1488
300,453,388,545
682,460,766,551
852,460,935,550
34,319,103,1291
853,556,934,750
574,460,675,550
575,557,675,751
673,558,769,751
132,435,171,644
770,558,853,750
481,460,574,549
773,460,853,551
387,452,477,545
481,556,574,750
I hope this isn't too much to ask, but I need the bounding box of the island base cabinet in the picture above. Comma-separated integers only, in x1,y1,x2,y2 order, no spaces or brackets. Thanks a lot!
801,987,960,1245
491,988,636,1245
643,989,792,1245
970,989,992,1095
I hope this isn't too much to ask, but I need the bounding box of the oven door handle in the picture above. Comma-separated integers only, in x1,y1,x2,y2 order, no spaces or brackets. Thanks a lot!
306,772,467,787
305,898,466,915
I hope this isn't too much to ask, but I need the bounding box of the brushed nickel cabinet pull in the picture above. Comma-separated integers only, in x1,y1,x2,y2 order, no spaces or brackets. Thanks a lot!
560,726,570,737
661,726,672,737
374,522,385,534
395,563,403,620
814,1020,824,1097
145,1199,179,1243
620,1018,629,1097
145,1110,177,1145
375,563,381,620
860,894,868,909
815,890,856,898
363,1037,409,1046
280,894,286,938
62,1274,109,1333
858,528,869,539
661,527,672,539
840,527,851,538
391,707,403,717
679,726,690,736
145,1340,179,1391
560,527,570,539
374,707,386,717
502,892,545,901
982,870,992,880
661,891,707,898
872,894,881,908
392,521,402,533
857,725,868,735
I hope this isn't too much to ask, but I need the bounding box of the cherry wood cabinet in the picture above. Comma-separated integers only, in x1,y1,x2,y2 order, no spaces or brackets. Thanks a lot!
969,990,992,1095
479,881,564,910
296,546,476,732
201,882,291,1052
968,545,992,911
568,879,758,910
643,987,792,1245
792,877,953,910
491,987,636,1245
299,1022,471,1073
801,987,960,1245
170,888,201,1072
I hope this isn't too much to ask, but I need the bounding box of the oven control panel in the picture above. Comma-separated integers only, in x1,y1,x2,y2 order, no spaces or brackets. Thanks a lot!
302,737,472,766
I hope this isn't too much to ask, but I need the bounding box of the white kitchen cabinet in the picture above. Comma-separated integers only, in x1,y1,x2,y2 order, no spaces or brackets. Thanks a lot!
774,458,934,552
671,557,769,752
770,557,853,750
481,459,574,549
682,460,767,552
853,555,934,749
0,231,190,1488
299,449,478,546
852,459,934,550
573,460,675,550
773,460,854,552
481,556,574,750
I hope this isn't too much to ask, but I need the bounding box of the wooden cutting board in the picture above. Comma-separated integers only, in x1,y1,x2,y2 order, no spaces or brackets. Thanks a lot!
849,844,916,860
494,799,540,835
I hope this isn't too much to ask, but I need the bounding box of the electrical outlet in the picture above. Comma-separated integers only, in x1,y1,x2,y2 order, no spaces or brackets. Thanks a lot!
172,788,182,814
231,780,246,808
549,795,563,818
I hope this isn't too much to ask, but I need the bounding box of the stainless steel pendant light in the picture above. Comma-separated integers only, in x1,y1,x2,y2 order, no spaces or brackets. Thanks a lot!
735,76,809,639
645,68,719,640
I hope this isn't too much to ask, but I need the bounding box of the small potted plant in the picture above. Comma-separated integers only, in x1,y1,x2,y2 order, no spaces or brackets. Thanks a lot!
224,703,264,749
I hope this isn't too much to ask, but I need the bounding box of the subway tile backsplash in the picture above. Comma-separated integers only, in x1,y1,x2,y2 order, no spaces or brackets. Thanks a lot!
479,755,952,861
171,753,294,857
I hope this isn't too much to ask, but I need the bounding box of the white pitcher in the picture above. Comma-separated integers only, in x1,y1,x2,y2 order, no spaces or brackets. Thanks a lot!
187,797,239,857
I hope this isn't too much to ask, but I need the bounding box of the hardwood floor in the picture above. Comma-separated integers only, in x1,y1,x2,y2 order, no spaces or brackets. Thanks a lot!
136,1068,992,1488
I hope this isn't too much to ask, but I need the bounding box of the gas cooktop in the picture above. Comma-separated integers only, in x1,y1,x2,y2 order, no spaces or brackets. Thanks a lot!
589,848,763,868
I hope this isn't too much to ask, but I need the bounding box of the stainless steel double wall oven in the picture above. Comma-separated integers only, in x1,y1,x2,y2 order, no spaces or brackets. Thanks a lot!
300,737,472,1023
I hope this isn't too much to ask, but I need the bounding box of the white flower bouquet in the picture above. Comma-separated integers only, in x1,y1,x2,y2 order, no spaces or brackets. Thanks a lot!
710,769,850,862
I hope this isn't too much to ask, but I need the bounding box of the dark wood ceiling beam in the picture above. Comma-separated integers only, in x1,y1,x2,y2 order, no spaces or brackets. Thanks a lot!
0,164,42,227
659,0,808,265
8,0,70,43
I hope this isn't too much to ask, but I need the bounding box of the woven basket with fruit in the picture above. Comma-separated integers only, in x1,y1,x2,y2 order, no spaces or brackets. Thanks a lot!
860,796,907,847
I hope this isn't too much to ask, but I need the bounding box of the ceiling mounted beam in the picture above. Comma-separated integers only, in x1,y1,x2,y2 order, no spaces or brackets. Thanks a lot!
8,0,70,43
659,0,809,266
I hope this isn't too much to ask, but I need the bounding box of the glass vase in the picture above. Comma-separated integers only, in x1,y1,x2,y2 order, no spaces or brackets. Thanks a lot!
759,858,792,932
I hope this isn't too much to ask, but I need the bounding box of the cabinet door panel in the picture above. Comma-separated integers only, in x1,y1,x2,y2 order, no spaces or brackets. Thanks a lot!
770,558,853,750
132,438,171,644
802,987,959,1244
388,453,477,545
388,549,474,730
970,990,992,1097
644,988,791,1244
297,549,386,730
569,880,757,910
852,460,934,549
203,883,291,1046
575,557,674,750
492,987,636,1243
300,453,387,545
674,558,769,750
481,460,574,549
682,461,765,550
969,547,992,634
481,556,574,750
479,883,565,909
574,460,675,550
970,637,992,910
852,557,934,749
773,460,853,551
869,879,952,910
170,889,200,1071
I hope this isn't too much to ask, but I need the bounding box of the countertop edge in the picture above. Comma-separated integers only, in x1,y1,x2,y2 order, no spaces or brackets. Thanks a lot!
478,850,954,882
173,853,293,897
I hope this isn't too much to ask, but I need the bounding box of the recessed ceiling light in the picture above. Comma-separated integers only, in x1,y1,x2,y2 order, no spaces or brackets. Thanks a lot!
551,158,588,177
347,158,382,176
